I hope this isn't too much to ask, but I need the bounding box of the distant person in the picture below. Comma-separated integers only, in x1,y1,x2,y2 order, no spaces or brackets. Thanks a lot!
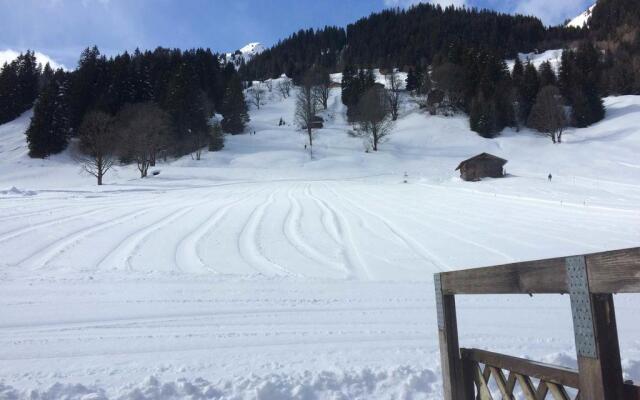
548,173,552,182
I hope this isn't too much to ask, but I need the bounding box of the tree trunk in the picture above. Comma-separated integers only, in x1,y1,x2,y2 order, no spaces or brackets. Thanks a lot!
97,173,103,186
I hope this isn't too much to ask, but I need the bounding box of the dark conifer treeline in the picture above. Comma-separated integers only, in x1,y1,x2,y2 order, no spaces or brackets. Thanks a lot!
0,51,42,124
20,46,246,158
413,41,604,137
240,27,346,83
589,0,640,95
243,4,586,81
343,5,582,70
2,0,625,158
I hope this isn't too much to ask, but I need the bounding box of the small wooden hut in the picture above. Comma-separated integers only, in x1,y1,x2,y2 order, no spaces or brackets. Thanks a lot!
456,153,507,181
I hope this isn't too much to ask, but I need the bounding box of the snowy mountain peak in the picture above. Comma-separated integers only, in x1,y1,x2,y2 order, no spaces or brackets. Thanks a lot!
567,4,596,28
225,42,265,69
239,42,265,58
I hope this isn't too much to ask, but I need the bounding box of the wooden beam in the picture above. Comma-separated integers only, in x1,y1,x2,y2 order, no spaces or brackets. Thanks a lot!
575,293,625,400
624,382,640,399
435,275,466,399
460,348,579,388
439,247,640,295
587,247,640,293
440,257,566,294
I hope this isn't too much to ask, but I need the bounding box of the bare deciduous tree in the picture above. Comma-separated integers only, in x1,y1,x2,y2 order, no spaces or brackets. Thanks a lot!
431,62,466,109
295,74,318,152
277,77,292,98
354,86,394,151
264,79,273,92
116,102,171,177
312,67,331,110
385,70,401,121
190,128,210,161
77,111,117,185
527,85,567,143
248,83,266,109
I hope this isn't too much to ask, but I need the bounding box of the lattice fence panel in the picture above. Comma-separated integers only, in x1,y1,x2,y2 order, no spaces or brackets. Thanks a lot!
469,361,578,400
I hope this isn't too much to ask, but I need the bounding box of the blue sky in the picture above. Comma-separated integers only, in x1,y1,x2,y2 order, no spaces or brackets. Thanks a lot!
0,0,593,69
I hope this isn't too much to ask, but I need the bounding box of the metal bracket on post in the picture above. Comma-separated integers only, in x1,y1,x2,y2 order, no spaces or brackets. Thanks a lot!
435,273,445,330
566,255,597,359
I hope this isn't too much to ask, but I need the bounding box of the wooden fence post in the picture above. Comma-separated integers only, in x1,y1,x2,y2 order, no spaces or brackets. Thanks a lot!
567,256,625,400
435,274,467,399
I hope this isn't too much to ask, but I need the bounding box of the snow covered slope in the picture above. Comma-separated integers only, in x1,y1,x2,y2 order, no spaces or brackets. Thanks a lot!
506,49,563,72
567,4,596,28
224,42,265,68
0,82,639,398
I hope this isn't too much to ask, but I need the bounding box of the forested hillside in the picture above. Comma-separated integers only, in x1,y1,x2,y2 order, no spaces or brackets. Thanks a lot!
0,0,632,163
241,4,586,81
589,0,640,95
1,47,249,162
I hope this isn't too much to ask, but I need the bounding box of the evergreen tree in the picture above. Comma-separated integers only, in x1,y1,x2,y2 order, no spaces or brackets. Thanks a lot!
163,63,211,154
538,61,557,87
559,43,605,127
405,68,418,92
469,91,497,138
520,62,540,126
341,64,358,107
26,71,71,158
69,46,106,129
0,52,42,124
220,75,249,134
0,62,19,124
15,51,41,111
417,68,430,95
512,58,524,87
40,63,54,92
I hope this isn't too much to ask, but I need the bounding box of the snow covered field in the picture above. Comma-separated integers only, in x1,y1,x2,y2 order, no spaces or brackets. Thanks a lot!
0,85,639,399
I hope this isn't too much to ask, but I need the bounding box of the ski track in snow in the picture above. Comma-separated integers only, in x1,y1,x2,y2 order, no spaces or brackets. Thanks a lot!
309,186,371,280
326,183,453,271
237,190,292,276
23,208,152,270
175,188,257,273
283,185,344,273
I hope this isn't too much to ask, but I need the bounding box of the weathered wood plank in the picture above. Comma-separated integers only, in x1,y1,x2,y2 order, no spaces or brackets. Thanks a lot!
440,247,640,295
587,248,640,293
488,366,514,400
461,348,579,388
436,288,465,399
473,364,493,400
624,382,640,400
515,373,537,400
440,257,566,294
576,294,625,400
547,383,571,400
535,381,549,400
460,351,476,400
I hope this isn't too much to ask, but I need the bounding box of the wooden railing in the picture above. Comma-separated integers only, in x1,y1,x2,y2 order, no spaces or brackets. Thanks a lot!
434,247,640,400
